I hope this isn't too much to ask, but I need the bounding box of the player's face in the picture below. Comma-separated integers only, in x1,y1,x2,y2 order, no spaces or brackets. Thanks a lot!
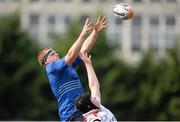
46,50,60,62
43,49,60,65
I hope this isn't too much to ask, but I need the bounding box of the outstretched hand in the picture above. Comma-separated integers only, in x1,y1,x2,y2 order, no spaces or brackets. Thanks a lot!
81,18,93,37
94,15,108,33
81,52,92,64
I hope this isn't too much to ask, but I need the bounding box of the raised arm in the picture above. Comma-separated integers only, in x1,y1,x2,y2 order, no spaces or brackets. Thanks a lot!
81,52,101,103
65,18,92,65
80,16,108,54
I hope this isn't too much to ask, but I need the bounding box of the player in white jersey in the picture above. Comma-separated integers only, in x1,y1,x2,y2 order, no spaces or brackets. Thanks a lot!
83,98,117,122
75,52,117,122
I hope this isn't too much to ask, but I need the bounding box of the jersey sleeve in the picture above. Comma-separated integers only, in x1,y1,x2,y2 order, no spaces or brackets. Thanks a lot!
99,105,118,122
71,55,81,67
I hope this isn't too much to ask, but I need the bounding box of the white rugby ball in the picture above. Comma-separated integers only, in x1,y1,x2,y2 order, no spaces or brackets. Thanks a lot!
113,3,134,20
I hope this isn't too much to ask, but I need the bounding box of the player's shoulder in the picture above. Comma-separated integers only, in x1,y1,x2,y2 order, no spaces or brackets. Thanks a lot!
46,57,67,73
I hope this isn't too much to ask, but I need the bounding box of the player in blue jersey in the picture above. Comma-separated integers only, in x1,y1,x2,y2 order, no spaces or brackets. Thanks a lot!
38,16,108,122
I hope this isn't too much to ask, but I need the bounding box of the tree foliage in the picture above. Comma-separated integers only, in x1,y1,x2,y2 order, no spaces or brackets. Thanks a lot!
0,13,58,120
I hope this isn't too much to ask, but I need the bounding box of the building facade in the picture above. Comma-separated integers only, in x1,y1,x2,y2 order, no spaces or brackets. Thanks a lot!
0,0,180,63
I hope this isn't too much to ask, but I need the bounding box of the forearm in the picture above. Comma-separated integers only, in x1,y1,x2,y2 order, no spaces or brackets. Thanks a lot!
65,33,87,65
85,63,100,97
81,30,99,53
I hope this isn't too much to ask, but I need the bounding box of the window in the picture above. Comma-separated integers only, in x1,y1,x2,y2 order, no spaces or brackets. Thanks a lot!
116,0,124,2
30,14,39,25
133,0,142,2
106,15,123,49
149,32,159,51
82,0,90,2
30,0,38,1
165,32,176,48
65,0,72,2
165,15,176,49
131,15,142,52
99,0,107,2
47,0,56,2
11,0,21,2
132,15,141,26
150,0,160,2
64,15,71,25
114,17,122,49
149,15,159,51
166,15,175,26
48,15,55,27
150,16,159,26
29,14,39,39
47,14,56,39
166,0,176,3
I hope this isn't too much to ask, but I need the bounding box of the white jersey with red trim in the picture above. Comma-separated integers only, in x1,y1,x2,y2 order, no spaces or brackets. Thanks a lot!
83,105,117,122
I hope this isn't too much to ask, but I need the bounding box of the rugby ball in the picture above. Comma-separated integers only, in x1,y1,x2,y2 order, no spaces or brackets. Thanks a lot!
113,3,134,20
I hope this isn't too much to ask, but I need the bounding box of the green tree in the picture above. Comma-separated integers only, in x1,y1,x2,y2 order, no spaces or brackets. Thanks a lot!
0,13,58,120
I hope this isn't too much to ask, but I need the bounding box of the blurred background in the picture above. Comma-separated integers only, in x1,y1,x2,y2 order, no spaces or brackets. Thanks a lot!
0,0,180,121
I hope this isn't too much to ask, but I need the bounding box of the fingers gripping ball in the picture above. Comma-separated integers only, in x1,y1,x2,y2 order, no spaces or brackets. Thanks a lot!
113,3,134,20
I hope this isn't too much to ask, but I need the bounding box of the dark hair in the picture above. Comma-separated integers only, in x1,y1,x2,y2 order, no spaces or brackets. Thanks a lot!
75,92,99,113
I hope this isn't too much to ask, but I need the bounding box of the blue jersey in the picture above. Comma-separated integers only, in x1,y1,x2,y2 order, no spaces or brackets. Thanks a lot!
46,56,84,121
